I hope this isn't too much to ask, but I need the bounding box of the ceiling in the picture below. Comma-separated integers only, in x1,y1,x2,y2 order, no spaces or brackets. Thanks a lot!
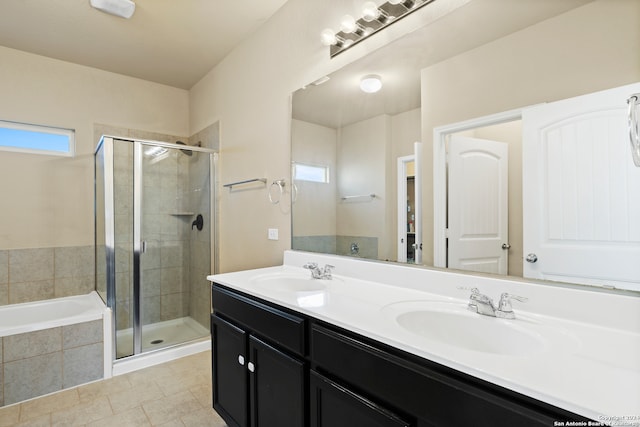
292,0,592,129
0,0,289,89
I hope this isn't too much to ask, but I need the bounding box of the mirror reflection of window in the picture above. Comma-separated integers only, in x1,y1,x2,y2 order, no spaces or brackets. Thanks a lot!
293,162,329,183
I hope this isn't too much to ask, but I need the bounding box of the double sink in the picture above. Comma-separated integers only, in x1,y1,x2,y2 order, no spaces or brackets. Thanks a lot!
249,271,573,358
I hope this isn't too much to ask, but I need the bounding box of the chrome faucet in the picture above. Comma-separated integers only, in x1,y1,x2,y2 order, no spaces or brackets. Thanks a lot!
464,288,527,319
303,262,334,280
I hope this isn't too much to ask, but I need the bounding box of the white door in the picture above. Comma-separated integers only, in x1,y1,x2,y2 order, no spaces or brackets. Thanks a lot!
448,136,509,274
413,142,423,264
397,155,413,263
522,82,640,290
396,142,423,264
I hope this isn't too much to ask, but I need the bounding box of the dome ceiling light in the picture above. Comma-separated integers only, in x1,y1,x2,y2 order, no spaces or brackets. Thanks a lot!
360,75,383,93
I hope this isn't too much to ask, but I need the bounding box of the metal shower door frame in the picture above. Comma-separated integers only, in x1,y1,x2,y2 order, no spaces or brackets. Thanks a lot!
99,135,218,360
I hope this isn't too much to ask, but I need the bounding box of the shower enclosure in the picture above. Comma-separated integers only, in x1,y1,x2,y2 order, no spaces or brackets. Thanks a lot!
95,136,217,359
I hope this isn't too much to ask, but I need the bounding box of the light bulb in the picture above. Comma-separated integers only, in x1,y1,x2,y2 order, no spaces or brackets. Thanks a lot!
360,75,382,93
388,0,403,4
340,15,357,33
361,1,380,22
320,28,337,46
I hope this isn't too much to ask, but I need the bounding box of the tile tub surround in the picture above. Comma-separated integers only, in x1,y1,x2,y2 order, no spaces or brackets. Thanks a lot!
209,250,640,423
0,246,95,306
0,319,104,406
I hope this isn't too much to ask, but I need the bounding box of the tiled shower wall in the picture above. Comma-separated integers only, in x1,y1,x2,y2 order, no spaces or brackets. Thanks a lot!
95,123,218,332
0,246,94,306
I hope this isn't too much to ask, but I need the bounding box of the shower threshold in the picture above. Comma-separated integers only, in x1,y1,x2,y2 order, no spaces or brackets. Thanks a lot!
116,316,209,359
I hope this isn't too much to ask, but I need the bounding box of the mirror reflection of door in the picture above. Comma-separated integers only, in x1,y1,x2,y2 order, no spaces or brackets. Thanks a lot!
447,136,509,275
397,142,423,264
397,157,414,263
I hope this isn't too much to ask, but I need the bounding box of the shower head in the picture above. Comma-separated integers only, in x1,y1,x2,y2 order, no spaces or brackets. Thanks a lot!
175,141,193,156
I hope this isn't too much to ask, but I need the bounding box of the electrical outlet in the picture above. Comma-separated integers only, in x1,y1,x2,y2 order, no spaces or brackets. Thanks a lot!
268,228,279,240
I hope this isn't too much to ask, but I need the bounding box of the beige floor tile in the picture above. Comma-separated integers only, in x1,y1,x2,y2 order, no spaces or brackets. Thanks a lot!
189,385,212,409
155,370,209,396
77,375,132,403
87,407,151,427
154,419,185,427
168,353,210,376
50,396,113,427
108,382,164,414
141,391,201,426
181,407,226,427
0,405,21,427
20,389,79,422
125,364,174,389
13,414,51,427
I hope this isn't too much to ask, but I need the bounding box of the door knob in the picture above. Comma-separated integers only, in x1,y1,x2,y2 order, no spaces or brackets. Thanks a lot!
501,243,511,250
526,253,538,263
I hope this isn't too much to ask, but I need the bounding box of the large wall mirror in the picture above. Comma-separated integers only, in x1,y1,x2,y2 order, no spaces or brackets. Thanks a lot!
291,0,640,292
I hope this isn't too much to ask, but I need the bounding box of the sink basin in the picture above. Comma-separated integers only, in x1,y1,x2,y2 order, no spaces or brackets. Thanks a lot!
383,301,547,356
250,273,334,292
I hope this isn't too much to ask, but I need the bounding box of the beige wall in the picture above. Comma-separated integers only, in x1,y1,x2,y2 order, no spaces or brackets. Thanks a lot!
189,0,472,272
291,119,337,236
420,0,640,266
337,115,393,260
0,46,189,249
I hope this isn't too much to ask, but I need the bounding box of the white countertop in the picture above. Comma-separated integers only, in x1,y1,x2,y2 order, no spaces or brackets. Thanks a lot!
208,251,640,425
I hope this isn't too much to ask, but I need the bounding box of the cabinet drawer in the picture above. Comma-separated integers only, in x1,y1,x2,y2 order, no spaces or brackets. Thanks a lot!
212,284,305,356
310,370,411,427
311,324,583,427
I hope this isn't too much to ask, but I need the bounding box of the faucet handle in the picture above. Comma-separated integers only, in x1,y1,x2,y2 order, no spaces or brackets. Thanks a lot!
303,262,318,270
498,293,528,312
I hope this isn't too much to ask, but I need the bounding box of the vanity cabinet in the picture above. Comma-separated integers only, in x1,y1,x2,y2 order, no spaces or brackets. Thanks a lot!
211,286,306,427
211,283,590,427
310,370,410,427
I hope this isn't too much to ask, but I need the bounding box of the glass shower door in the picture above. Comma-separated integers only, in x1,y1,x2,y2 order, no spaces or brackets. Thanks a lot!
136,141,211,354
98,136,215,360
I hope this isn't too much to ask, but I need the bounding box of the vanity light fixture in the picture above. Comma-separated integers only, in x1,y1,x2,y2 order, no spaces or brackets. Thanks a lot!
360,75,383,93
321,0,435,57
89,0,136,19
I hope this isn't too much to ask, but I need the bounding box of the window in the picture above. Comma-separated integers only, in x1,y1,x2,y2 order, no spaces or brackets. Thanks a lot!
0,120,75,156
293,162,329,183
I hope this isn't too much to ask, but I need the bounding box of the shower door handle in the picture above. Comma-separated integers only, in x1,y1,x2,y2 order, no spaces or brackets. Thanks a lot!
141,240,147,253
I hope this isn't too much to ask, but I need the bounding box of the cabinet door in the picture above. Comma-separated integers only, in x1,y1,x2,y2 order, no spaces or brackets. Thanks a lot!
310,370,410,427
249,336,305,427
211,315,248,427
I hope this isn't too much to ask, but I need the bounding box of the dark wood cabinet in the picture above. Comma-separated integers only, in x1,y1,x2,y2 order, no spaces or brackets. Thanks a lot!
211,285,306,427
248,336,305,427
310,370,410,427
211,315,248,427
211,282,591,427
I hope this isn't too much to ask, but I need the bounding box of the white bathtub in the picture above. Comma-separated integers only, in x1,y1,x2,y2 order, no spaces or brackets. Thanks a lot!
0,291,107,337
0,292,113,405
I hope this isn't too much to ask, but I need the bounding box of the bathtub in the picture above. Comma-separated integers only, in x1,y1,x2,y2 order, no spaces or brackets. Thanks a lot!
0,292,112,406
0,291,107,337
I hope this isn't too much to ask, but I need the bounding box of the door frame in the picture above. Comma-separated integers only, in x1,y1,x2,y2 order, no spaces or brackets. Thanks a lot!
397,154,414,262
433,107,524,268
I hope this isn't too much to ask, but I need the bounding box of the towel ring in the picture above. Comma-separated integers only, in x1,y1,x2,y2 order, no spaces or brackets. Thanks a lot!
268,179,285,204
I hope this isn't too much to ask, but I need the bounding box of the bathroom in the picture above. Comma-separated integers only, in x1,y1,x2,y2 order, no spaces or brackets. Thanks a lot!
1,0,639,424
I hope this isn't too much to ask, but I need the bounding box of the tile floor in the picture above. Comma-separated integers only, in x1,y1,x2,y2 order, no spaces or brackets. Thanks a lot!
0,350,227,426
